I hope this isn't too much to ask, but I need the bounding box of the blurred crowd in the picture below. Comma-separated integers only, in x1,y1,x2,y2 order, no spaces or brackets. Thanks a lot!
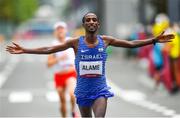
127,13,180,94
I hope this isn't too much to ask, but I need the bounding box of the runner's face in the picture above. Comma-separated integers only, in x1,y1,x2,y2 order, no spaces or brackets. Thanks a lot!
55,26,67,40
83,14,99,33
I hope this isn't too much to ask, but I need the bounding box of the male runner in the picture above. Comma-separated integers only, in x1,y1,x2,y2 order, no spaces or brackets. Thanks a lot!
47,21,77,117
6,12,175,117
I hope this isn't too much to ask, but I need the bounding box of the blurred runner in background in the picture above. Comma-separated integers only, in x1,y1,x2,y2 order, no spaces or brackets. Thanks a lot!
47,21,77,117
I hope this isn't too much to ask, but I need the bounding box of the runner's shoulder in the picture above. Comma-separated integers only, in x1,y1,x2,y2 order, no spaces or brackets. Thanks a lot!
100,35,114,40
66,36,80,47
98,35,114,45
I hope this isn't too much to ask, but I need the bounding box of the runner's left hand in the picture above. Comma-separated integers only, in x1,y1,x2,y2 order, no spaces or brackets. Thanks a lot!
155,31,175,43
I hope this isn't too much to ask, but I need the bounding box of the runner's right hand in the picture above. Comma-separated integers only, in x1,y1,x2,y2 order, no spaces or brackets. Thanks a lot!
6,42,24,54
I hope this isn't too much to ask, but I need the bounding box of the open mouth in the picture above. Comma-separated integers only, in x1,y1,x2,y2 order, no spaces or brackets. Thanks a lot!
89,27,95,31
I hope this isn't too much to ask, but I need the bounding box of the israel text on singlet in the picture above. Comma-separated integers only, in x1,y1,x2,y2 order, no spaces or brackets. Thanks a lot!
74,35,114,99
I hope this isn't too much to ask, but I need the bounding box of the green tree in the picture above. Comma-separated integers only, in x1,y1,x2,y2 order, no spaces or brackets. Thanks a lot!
0,0,39,23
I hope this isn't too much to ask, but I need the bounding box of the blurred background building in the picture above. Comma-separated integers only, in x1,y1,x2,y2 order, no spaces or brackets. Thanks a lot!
0,0,180,39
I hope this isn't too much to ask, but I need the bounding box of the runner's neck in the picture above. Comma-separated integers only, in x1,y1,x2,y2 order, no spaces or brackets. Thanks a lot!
85,33,97,44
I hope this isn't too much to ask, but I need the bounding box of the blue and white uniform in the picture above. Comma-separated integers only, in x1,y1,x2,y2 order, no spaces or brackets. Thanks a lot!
75,35,114,106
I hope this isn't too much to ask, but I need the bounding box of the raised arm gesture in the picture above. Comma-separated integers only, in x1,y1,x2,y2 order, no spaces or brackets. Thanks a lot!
104,31,175,48
6,38,78,55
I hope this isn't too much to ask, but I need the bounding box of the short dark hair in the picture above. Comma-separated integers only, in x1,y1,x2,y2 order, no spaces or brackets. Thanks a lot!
82,12,99,23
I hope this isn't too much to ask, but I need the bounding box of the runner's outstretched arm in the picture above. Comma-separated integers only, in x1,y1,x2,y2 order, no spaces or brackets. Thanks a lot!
6,39,76,54
103,31,175,48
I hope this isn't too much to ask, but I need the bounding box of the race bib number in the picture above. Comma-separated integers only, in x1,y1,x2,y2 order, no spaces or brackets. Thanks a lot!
79,61,103,78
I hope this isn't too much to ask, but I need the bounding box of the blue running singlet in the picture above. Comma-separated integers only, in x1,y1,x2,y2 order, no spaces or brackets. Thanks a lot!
74,35,114,106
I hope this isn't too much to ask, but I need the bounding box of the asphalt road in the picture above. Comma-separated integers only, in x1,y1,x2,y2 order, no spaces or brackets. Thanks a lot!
0,39,180,117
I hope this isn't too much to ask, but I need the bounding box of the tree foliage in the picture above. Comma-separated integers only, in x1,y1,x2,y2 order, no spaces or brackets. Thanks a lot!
0,0,39,23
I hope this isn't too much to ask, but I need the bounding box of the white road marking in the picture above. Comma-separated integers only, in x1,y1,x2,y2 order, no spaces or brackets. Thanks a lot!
172,115,180,118
8,91,33,103
120,90,146,101
162,109,176,116
45,90,70,103
0,56,19,88
0,74,6,88
46,91,59,102
108,80,178,117
0,43,6,63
